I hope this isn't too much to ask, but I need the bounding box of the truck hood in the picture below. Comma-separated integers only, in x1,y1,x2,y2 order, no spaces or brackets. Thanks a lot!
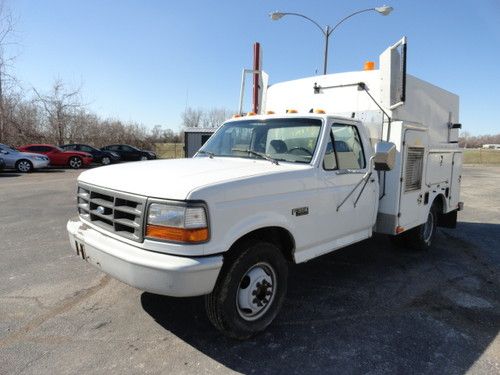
77,157,309,200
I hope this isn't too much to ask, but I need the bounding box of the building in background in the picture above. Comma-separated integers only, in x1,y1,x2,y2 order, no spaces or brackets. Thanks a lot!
482,144,500,149
184,127,217,157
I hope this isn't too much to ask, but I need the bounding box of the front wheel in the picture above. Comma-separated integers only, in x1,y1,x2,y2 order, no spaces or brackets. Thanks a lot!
205,241,288,339
101,156,111,165
68,156,83,169
140,156,148,161
16,159,33,173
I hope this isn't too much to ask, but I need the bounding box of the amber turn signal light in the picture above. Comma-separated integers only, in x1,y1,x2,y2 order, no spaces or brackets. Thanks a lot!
146,225,208,243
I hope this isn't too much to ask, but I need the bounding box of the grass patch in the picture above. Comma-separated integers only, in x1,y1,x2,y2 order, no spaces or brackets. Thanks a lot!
154,143,184,159
463,149,500,164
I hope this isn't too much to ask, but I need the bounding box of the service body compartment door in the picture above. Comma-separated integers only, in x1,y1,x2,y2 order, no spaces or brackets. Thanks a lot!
426,152,453,187
398,129,428,230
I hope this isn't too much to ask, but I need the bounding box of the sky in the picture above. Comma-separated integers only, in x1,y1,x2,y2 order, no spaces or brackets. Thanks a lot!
5,0,500,135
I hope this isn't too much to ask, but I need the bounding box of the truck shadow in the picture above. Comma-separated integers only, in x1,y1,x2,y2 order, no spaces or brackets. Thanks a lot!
141,222,499,374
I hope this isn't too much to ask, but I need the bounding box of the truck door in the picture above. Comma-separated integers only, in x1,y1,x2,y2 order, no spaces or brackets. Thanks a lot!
315,122,378,250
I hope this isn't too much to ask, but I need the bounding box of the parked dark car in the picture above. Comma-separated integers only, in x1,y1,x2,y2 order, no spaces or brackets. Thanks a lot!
101,144,156,161
60,144,121,165
0,157,5,171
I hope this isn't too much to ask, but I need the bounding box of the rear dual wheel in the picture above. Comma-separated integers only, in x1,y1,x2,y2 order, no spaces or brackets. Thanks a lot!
391,204,438,250
205,240,288,339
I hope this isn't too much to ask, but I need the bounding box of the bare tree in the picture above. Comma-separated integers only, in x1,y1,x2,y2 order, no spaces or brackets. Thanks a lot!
182,106,233,128
181,107,203,128
202,107,232,128
33,79,85,144
0,1,17,143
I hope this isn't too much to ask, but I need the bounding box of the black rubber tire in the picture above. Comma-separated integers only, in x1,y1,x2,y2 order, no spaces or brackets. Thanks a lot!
205,240,288,339
68,156,83,169
405,204,438,251
16,159,33,173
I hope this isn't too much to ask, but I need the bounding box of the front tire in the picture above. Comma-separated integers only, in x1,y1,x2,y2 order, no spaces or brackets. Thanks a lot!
16,159,33,173
68,156,83,169
205,240,288,339
101,156,111,165
140,155,148,161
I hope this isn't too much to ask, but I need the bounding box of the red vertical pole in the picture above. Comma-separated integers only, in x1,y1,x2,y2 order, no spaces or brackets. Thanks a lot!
252,42,260,114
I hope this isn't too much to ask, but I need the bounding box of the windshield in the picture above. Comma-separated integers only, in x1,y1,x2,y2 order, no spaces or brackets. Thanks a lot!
197,118,322,164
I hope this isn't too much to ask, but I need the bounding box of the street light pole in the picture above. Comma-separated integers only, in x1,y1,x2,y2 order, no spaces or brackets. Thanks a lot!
323,25,330,75
270,6,393,75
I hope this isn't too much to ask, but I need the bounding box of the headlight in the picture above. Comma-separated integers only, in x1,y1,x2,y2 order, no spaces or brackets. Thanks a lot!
110,152,120,158
146,202,208,243
31,156,46,160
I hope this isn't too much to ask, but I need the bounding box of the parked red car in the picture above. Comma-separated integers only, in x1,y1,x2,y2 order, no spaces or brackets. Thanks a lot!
18,144,93,169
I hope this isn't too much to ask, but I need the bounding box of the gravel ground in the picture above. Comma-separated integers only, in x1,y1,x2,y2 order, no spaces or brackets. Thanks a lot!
0,165,498,374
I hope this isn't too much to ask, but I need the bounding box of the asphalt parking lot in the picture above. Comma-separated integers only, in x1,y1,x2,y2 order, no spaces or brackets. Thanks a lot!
0,165,499,374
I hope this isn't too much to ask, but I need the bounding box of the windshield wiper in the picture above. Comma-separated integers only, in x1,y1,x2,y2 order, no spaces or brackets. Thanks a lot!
232,148,279,165
197,150,215,158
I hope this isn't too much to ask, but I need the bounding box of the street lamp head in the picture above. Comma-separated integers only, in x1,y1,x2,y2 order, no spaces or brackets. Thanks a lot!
375,5,393,16
270,11,285,21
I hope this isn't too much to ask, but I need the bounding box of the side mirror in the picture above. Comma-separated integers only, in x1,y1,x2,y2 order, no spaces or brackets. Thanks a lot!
373,141,396,171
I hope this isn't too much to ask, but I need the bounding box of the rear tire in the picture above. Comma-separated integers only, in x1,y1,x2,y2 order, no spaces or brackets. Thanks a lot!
69,156,83,169
406,204,438,250
205,240,288,339
16,159,33,173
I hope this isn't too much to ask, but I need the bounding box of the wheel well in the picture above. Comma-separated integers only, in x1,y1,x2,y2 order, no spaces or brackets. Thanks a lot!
226,227,295,263
432,194,446,214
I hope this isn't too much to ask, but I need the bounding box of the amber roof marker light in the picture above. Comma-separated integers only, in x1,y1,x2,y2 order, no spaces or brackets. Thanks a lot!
269,6,393,75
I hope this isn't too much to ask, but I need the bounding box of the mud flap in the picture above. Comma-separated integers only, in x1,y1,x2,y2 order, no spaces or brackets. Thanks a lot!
437,209,457,228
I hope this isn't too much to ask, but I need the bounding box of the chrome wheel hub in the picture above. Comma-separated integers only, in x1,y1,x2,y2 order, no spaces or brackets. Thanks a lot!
236,262,276,321
18,161,30,172
70,158,81,168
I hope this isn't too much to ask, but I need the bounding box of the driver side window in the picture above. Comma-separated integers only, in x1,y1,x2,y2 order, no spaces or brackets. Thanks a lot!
323,124,365,170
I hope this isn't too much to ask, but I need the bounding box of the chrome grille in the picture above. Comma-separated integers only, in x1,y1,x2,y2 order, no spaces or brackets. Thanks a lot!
404,147,424,192
77,183,146,242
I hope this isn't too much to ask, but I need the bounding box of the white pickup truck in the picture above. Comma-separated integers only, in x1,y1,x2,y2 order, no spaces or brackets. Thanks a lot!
67,38,463,339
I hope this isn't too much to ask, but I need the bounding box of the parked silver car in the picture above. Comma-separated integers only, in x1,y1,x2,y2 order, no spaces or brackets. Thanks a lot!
0,143,50,172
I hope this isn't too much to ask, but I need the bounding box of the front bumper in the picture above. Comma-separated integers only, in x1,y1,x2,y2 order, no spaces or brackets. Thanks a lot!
67,218,223,297
32,159,50,169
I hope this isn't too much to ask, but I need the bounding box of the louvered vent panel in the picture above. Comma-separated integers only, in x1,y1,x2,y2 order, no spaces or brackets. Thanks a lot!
405,147,424,192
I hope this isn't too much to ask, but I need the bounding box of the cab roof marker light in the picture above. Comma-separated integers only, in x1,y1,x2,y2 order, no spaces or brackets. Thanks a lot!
286,109,298,113
232,114,242,118
266,111,275,115
246,111,256,116
314,109,326,114
364,61,376,71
